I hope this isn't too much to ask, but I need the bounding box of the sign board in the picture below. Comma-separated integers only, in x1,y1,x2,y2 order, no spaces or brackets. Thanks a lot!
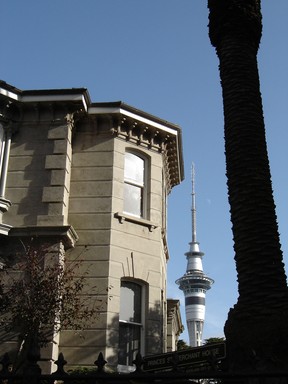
143,342,226,372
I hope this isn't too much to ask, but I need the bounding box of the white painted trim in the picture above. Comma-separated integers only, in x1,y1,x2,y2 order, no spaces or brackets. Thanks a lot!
0,86,88,111
88,106,178,135
0,87,19,101
120,108,178,135
21,94,88,111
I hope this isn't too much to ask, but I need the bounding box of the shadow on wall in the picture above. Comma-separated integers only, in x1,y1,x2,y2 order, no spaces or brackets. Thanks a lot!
107,300,164,368
0,248,165,373
9,120,53,226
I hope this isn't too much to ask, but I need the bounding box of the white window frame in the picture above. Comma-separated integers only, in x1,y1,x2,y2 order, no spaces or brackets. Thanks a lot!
118,280,146,370
123,151,148,219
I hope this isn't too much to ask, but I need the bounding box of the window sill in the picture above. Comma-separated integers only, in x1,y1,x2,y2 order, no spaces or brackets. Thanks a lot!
114,212,157,232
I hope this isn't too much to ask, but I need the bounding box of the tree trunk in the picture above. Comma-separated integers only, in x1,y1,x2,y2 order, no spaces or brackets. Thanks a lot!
208,0,288,371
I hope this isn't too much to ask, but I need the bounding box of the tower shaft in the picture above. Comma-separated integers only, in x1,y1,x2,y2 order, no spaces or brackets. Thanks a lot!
176,165,214,347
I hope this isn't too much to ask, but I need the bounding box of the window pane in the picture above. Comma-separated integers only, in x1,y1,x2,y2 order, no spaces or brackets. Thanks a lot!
124,153,144,186
119,281,143,366
120,281,142,323
123,183,142,217
118,323,141,366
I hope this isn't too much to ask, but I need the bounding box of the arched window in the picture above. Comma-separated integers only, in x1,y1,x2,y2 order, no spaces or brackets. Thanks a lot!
118,280,145,367
123,152,146,218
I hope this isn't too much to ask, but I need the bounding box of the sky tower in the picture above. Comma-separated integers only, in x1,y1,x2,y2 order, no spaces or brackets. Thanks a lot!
176,164,214,347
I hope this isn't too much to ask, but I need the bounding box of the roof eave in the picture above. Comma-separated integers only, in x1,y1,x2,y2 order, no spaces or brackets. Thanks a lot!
0,82,90,111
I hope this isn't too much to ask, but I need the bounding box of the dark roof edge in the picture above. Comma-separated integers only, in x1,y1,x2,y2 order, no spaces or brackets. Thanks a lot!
0,80,22,94
22,88,88,96
0,80,91,106
0,81,184,181
91,101,181,131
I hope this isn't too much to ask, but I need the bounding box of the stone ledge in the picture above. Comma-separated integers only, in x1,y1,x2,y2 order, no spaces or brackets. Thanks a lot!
0,222,12,236
8,225,78,249
114,212,157,232
0,197,12,213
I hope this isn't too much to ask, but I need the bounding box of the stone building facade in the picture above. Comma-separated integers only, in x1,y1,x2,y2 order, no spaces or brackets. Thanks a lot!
0,81,184,371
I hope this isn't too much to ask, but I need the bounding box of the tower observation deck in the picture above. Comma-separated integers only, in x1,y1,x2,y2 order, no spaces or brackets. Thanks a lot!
176,164,214,347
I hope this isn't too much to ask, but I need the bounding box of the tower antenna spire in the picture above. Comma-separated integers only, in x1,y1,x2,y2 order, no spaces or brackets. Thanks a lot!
176,163,214,347
191,163,197,244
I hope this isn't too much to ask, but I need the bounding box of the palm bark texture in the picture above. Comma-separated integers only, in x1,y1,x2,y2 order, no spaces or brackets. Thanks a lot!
208,0,288,371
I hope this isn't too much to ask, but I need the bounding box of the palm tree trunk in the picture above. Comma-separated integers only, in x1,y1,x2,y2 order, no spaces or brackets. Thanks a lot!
208,0,288,371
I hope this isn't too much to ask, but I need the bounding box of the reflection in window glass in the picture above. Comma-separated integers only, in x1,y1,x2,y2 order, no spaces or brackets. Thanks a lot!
124,152,145,217
118,323,141,366
120,281,141,323
124,153,144,185
118,281,143,366
124,183,142,217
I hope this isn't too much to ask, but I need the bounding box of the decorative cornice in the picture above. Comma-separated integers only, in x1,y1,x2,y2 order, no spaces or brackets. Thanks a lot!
93,111,183,191
111,116,169,151
0,81,184,190
8,225,79,249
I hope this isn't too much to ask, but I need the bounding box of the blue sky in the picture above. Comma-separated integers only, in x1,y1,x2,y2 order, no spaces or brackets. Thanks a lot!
2,1,288,343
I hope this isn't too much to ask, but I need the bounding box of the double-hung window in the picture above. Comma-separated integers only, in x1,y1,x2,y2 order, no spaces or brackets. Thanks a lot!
123,152,145,218
118,281,144,367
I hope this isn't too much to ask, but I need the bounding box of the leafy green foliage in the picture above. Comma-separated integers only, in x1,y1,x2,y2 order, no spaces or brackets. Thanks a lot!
177,339,191,350
203,337,225,345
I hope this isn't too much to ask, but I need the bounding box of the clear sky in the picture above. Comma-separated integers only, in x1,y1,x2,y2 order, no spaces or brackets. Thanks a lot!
2,1,288,344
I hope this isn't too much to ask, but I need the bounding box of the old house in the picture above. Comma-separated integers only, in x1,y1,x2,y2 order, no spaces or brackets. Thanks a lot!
0,81,184,372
